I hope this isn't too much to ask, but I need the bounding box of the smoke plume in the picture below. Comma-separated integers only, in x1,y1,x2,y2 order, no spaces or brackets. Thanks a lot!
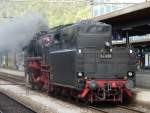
0,12,49,52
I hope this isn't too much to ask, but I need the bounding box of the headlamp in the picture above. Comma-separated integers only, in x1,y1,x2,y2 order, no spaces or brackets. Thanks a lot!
77,72,84,77
128,72,133,76
130,49,133,54
105,41,110,47
127,71,134,78
78,49,82,54
110,48,112,52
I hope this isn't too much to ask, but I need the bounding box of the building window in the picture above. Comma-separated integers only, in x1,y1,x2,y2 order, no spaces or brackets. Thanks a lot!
105,0,111,2
94,0,100,3
106,6,111,12
99,7,105,15
99,0,104,2
94,9,99,16
93,6,100,16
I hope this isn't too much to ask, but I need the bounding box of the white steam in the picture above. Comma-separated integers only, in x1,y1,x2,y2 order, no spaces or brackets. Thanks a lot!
0,12,49,52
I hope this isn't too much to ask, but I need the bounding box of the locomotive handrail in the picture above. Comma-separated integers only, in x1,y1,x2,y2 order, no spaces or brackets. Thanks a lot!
27,57,42,60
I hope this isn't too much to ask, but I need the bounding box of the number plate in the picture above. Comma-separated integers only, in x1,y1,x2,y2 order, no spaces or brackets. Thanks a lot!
99,53,112,59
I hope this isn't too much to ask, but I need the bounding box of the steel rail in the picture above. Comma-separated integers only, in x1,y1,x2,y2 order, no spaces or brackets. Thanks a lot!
117,105,145,113
88,105,109,113
0,73,26,85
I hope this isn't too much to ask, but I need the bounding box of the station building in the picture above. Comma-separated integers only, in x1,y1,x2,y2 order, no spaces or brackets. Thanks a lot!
92,0,150,70
92,0,143,17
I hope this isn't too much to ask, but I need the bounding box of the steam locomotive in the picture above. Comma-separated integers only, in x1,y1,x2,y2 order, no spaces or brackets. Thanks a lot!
24,20,136,103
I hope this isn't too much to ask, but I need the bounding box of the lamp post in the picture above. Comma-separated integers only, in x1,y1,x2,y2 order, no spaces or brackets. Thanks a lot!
126,31,129,48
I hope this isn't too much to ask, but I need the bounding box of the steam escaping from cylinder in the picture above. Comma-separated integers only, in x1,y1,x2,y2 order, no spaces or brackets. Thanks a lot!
0,12,49,52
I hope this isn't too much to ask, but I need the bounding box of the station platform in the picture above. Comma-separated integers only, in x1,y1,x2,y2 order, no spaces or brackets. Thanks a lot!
0,68,150,108
0,68,25,82
132,87,150,105
136,71,150,88
0,68,24,77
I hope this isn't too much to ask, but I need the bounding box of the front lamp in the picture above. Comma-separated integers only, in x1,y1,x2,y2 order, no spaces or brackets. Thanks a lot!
128,72,133,76
78,49,82,54
130,49,133,54
127,71,134,78
105,41,110,47
77,72,84,77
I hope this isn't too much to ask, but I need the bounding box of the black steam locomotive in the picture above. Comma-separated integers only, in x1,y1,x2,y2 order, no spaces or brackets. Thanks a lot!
24,20,136,103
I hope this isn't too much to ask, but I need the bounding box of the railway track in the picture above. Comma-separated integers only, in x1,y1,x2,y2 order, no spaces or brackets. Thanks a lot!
0,73,36,113
88,106,108,113
0,73,25,85
88,105,146,113
117,105,146,113
0,92,36,113
0,72,148,113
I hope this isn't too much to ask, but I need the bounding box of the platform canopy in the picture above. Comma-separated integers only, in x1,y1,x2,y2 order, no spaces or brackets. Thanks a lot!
93,1,150,37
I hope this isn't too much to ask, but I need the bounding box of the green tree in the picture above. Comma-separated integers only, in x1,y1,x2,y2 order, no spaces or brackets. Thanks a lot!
0,0,91,27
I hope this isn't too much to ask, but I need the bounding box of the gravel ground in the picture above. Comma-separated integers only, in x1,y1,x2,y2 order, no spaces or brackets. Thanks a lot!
0,80,100,113
0,92,36,113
